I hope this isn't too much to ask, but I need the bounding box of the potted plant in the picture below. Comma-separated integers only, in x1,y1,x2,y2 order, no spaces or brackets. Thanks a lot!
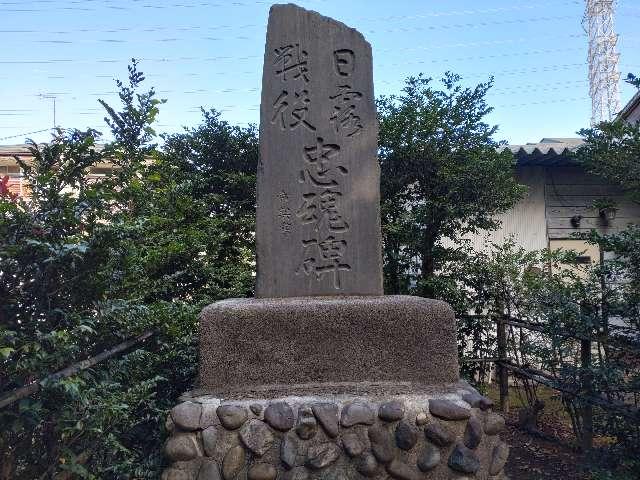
592,198,618,224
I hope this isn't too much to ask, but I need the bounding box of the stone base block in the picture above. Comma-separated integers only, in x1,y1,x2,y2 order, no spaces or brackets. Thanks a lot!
162,382,508,480
199,296,459,392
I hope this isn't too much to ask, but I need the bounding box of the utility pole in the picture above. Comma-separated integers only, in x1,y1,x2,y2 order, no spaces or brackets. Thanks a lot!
38,94,57,129
584,0,621,125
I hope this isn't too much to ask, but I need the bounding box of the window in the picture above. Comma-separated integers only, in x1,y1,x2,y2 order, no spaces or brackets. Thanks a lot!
549,239,600,278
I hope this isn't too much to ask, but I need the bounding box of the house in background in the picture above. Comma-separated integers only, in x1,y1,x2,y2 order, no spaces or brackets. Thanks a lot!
619,89,640,123
467,88,640,263
0,145,30,198
466,135,640,264
0,144,113,199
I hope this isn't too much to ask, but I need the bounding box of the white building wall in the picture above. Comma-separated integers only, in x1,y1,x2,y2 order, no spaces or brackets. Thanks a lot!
460,166,548,252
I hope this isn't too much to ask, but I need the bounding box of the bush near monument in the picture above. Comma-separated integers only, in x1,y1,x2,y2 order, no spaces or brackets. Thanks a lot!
377,73,527,299
0,63,255,479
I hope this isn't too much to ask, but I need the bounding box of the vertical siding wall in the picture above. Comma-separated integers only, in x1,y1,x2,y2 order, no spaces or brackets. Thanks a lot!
464,165,640,253
465,166,548,252
545,166,640,239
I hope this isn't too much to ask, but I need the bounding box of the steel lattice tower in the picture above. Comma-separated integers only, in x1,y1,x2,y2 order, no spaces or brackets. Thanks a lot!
584,0,621,124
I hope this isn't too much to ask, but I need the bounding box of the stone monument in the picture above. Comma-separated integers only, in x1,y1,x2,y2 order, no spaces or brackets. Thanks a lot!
162,4,508,480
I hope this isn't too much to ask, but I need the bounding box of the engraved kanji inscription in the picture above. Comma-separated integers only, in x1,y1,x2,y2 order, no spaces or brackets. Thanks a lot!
302,137,348,178
271,89,316,131
296,257,351,289
274,43,310,82
296,190,350,233
277,190,293,234
304,235,347,260
297,234,352,289
330,85,364,137
333,49,355,77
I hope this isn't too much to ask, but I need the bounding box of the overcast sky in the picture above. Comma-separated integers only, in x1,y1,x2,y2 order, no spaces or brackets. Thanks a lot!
1,0,639,145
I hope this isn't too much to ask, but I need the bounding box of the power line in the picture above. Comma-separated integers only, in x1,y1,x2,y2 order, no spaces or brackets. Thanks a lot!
0,13,581,36
496,96,590,108
356,1,583,22
0,45,589,67
0,128,51,141
0,0,581,17
368,15,579,34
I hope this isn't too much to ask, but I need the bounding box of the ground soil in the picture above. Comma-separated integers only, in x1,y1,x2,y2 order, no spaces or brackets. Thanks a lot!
486,385,592,480
502,411,588,480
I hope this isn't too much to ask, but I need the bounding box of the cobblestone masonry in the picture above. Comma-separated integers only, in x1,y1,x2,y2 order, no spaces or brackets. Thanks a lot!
162,384,508,480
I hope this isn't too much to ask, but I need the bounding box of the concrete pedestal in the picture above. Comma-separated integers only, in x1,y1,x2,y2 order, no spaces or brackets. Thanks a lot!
162,297,508,480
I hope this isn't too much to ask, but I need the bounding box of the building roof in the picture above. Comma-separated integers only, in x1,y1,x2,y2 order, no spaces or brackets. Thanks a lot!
506,137,584,166
0,144,113,169
618,90,640,122
0,144,31,156
1,139,586,168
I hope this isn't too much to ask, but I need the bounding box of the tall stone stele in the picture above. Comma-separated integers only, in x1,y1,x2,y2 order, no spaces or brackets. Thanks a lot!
162,5,509,480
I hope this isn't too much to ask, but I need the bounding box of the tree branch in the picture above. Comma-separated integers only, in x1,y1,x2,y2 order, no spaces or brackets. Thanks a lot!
0,331,154,409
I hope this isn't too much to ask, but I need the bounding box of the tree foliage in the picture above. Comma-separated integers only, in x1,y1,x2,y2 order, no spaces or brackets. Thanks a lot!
457,235,640,473
377,73,526,297
0,62,257,479
576,73,640,204
576,120,640,204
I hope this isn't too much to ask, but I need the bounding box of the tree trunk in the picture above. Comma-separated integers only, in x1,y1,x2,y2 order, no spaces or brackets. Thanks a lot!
419,235,437,298
384,241,401,295
497,316,510,413
0,441,14,480
580,338,594,451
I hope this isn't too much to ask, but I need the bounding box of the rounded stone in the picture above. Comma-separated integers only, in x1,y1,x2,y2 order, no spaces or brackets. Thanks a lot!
386,460,420,480
165,433,202,462
168,460,203,476
250,404,263,416
202,426,218,457
424,422,455,447
342,431,365,457
305,443,341,470
429,399,471,421
484,413,506,435
311,403,339,438
356,453,379,477
463,416,483,449
462,391,494,411
296,408,318,440
247,463,277,480
217,405,248,430
281,435,298,470
222,445,246,480
417,443,440,472
448,444,480,474
264,402,295,431
171,401,203,431
163,468,194,480
200,404,218,429
198,460,221,480
368,425,394,464
240,420,274,457
378,400,405,422
284,467,309,480
341,402,375,427
395,421,418,450
489,443,510,475
415,412,428,426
